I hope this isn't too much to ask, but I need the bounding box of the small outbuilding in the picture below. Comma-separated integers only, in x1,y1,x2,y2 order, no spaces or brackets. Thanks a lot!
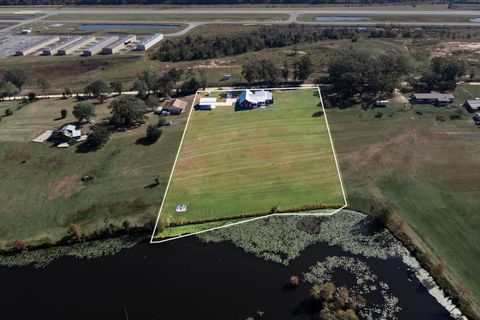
464,100,480,113
196,97,217,110
176,204,187,213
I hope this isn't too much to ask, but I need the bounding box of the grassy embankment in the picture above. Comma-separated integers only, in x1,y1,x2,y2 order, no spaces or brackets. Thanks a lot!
298,14,479,23
0,96,190,249
157,89,345,235
328,83,480,310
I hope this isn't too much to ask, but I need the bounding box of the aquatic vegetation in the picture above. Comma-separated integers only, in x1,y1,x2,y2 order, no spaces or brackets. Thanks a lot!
198,210,406,265
198,209,465,319
0,235,143,268
303,256,401,320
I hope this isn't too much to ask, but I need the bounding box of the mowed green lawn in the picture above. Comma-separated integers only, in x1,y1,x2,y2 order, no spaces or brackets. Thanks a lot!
327,86,480,306
159,89,345,228
0,97,189,247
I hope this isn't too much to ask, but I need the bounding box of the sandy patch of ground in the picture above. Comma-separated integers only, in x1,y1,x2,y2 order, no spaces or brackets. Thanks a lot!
391,89,409,104
47,174,80,199
196,59,237,69
431,41,480,57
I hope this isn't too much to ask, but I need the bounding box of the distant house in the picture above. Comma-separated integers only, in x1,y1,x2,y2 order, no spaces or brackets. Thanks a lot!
410,92,454,106
464,100,480,113
238,90,273,108
196,97,217,110
52,124,81,142
161,98,187,115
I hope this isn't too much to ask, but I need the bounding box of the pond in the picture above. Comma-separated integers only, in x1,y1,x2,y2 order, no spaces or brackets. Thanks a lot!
315,16,371,22
0,212,455,319
78,24,179,31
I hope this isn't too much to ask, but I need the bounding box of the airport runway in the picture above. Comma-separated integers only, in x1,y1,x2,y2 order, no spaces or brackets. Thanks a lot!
1,7,480,39
2,8,480,16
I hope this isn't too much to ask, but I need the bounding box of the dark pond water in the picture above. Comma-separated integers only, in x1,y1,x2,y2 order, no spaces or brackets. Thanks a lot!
0,237,452,320
315,16,371,22
78,24,178,31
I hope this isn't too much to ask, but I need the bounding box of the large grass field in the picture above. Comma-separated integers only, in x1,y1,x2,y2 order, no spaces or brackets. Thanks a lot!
156,88,345,232
0,97,190,248
327,84,480,307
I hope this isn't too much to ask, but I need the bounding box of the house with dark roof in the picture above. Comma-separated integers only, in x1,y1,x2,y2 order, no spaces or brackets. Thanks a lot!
410,92,455,106
238,90,273,108
160,98,187,115
464,100,480,113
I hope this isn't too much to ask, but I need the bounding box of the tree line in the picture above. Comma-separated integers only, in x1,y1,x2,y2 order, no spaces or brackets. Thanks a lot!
153,25,358,62
241,55,314,84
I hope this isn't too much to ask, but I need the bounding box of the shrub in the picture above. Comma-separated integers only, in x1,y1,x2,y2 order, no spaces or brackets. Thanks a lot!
27,92,36,102
5,108,12,116
146,124,162,142
68,223,82,239
60,108,67,119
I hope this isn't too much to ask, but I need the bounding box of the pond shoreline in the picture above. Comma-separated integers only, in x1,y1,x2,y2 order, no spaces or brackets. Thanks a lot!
0,208,473,319
0,217,453,320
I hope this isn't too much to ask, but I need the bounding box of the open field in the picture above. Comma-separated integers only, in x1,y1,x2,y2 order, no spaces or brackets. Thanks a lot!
327,84,480,307
157,88,344,233
12,22,184,36
0,97,190,247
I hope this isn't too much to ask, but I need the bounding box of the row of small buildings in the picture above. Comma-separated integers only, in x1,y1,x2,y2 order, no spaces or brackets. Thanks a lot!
15,33,164,56
156,89,275,115
408,91,480,125
410,91,480,112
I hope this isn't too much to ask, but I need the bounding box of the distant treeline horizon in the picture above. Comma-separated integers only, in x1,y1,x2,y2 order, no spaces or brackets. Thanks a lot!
0,0,471,6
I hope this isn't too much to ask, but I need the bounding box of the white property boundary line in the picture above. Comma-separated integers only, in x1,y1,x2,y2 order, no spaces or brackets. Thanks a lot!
150,86,348,244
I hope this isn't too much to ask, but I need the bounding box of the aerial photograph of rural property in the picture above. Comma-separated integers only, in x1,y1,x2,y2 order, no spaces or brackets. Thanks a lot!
0,0,480,319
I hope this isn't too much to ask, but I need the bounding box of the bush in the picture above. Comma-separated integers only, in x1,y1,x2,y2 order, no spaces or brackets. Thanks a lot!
146,124,162,142
27,92,36,102
158,116,168,127
60,108,67,119
449,108,463,120
5,108,12,116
